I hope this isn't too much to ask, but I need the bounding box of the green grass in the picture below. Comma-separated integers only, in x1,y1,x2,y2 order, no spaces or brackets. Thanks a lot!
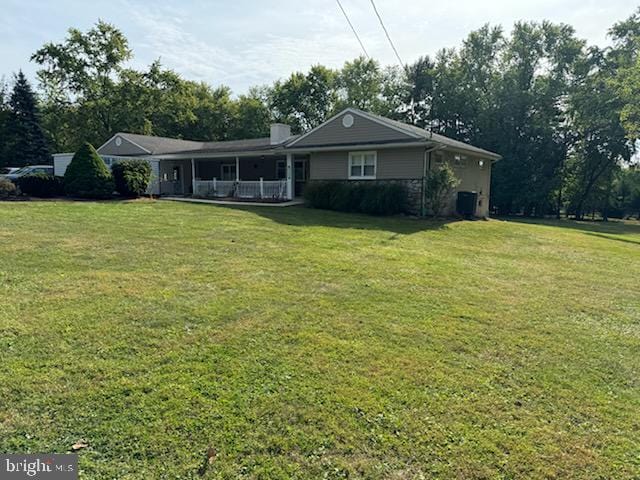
0,200,639,479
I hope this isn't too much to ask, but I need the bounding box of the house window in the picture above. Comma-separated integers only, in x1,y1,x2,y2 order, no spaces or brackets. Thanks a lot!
276,160,286,180
221,163,236,181
172,166,180,181
348,151,376,179
453,154,466,168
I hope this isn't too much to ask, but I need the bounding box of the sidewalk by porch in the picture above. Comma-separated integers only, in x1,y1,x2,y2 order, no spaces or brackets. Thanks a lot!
161,196,305,207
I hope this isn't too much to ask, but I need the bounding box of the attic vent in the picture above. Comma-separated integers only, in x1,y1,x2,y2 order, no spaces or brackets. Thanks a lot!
115,137,122,146
342,114,354,128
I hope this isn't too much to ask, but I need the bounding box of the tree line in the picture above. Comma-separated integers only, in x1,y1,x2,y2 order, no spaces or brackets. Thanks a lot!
1,10,638,218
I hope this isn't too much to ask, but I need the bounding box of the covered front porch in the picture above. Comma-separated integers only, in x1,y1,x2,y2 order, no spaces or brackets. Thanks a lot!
158,153,308,201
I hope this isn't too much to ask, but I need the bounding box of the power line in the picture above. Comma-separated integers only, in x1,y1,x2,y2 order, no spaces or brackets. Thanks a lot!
336,0,370,59
369,0,404,68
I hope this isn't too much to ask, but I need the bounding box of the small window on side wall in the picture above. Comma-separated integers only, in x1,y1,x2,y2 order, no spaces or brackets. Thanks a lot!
349,151,376,179
453,154,466,168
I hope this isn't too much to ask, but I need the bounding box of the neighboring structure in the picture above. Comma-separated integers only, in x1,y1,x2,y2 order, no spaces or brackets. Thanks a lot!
53,108,501,216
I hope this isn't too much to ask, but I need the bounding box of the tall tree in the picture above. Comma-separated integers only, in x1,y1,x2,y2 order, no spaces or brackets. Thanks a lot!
32,20,132,148
229,88,272,139
336,57,384,112
269,65,338,133
609,8,640,139
565,48,635,219
5,71,50,167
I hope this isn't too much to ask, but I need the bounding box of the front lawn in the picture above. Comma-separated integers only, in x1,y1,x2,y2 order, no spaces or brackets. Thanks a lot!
0,201,638,479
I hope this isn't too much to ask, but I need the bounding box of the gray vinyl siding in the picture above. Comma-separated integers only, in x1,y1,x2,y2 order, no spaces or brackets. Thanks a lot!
310,151,345,179
98,136,148,156
310,147,424,180
377,148,424,178
294,112,416,148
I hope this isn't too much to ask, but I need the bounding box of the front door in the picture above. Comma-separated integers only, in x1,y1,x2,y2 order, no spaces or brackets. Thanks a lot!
294,159,307,197
160,163,184,195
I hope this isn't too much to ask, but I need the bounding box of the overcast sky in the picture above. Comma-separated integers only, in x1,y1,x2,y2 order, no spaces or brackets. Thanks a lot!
1,0,638,94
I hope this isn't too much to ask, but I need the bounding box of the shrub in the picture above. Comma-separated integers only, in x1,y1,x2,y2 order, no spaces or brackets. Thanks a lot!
358,183,408,215
304,181,408,215
112,159,152,197
64,142,114,198
425,163,459,217
0,178,17,198
17,173,64,197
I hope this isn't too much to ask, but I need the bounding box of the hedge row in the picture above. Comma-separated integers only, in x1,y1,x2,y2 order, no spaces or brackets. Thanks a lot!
303,181,408,215
17,173,64,197
6,143,152,199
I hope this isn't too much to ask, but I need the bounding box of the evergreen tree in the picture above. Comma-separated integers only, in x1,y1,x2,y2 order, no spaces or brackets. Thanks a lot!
6,71,50,167
64,142,114,198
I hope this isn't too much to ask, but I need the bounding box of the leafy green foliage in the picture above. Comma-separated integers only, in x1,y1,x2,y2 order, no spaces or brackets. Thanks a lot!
111,159,152,197
606,167,640,219
16,173,63,197
0,177,16,197
610,7,640,140
269,66,338,133
32,20,131,149
425,163,459,216
304,181,407,215
4,71,50,167
64,142,114,198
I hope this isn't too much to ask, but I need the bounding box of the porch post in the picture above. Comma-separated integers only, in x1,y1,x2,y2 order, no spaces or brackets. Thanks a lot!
286,153,293,200
191,158,196,195
259,177,264,198
235,156,240,181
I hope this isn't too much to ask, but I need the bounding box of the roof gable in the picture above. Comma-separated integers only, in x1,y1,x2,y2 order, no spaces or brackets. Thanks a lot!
289,109,423,148
98,134,151,156
98,133,205,156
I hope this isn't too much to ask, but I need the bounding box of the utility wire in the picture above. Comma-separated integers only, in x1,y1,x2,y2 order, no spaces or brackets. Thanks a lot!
369,0,404,68
336,0,370,59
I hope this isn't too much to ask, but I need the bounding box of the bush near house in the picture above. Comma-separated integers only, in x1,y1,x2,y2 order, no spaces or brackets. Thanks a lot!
17,173,64,197
425,163,459,217
304,181,407,215
111,159,152,197
64,142,114,198
0,177,17,198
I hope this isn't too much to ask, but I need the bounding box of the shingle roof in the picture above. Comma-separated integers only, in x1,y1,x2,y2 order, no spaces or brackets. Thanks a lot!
354,109,501,160
115,133,301,156
110,109,500,160
118,133,205,155
170,135,301,155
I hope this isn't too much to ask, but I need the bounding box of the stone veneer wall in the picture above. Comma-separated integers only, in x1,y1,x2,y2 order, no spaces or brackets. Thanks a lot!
307,179,424,216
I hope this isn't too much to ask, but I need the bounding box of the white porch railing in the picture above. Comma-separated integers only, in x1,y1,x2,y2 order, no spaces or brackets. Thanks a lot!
193,178,287,200
193,179,235,197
